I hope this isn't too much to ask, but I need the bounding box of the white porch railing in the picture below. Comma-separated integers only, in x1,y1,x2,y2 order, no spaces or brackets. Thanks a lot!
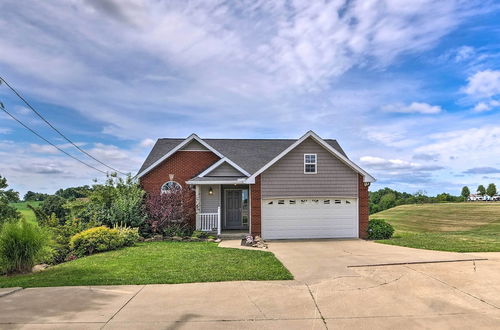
199,206,221,235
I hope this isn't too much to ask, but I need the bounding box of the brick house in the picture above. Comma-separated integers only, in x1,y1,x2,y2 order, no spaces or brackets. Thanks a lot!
137,131,375,239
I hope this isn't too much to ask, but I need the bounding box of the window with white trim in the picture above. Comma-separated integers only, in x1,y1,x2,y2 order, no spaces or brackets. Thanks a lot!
304,154,317,173
161,181,182,194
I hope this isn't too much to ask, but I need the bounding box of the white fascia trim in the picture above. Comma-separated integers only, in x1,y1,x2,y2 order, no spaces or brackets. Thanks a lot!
186,179,248,185
246,130,376,183
136,134,225,178
198,157,251,178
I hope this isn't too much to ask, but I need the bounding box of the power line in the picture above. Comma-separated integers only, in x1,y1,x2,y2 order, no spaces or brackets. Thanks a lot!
0,103,108,175
0,76,126,175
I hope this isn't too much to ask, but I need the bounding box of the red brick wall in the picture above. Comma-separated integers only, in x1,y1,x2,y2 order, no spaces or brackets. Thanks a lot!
358,174,369,239
250,175,262,236
140,151,220,194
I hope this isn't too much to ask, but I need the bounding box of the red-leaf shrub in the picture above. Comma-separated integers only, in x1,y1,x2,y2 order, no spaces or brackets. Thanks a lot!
144,189,195,235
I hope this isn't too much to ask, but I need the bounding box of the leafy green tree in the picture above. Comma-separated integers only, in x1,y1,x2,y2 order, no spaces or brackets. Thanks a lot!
477,185,486,196
40,195,68,222
379,193,396,210
0,175,21,224
461,186,470,201
55,185,92,200
486,183,497,197
76,174,146,228
4,189,20,203
23,191,50,202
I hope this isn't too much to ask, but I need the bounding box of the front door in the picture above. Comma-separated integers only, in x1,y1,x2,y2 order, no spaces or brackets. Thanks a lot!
225,189,243,229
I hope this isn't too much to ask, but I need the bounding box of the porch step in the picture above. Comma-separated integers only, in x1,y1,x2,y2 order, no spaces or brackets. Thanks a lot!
219,231,249,240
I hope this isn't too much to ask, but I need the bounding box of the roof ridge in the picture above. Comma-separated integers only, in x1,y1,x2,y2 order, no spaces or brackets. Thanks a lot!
157,137,338,141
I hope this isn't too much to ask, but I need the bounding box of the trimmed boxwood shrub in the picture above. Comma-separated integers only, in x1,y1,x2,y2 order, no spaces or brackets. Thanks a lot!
70,225,139,257
367,219,394,240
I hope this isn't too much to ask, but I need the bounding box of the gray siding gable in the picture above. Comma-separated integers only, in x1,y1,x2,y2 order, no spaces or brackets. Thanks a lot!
180,139,209,151
261,137,358,198
205,162,245,177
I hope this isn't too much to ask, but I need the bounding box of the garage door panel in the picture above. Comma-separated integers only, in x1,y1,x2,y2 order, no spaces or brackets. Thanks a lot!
262,198,357,239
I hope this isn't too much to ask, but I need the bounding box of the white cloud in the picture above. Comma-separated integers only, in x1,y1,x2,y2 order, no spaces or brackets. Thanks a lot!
454,45,475,62
472,100,500,112
140,138,156,147
382,102,442,114
0,127,11,134
0,0,475,139
360,156,443,171
464,70,500,98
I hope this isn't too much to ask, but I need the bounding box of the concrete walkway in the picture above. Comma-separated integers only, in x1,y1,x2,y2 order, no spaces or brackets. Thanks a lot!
1,240,499,329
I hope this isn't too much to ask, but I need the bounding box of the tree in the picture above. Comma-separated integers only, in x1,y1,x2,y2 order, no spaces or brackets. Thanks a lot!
40,195,68,222
23,191,50,202
55,185,92,200
0,175,21,224
379,193,396,211
461,186,470,201
4,189,20,203
75,174,146,228
486,183,497,197
477,185,486,196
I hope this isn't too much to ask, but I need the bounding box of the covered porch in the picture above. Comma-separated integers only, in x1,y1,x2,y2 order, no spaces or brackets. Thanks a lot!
193,179,250,236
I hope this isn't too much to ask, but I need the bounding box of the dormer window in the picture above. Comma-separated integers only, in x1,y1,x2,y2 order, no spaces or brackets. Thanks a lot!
304,154,317,174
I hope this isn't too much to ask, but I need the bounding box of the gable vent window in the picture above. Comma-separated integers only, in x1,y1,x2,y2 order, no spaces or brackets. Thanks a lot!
301,200,307,204
267,201,274,205
289,200,296,205
304,154,317,174
278,200,285,205
346,200,351,204
334,200,341,204
324,200,330,204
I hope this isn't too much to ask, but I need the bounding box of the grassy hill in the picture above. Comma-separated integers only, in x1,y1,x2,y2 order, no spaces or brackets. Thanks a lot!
10,201,41,222
370,203,500,252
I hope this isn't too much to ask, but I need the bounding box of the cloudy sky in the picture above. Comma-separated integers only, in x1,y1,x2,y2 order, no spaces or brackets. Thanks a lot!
1,0,500,196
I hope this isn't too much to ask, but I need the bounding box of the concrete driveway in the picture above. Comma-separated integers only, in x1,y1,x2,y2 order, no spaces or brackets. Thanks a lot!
0,240,499,329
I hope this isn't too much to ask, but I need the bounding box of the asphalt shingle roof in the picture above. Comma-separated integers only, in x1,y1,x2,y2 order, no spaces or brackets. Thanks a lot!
138,138,347,176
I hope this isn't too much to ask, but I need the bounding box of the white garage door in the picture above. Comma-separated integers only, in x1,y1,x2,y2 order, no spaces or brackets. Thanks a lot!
262,198,358,239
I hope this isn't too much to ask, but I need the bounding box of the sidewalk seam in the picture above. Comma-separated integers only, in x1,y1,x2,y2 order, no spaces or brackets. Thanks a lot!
100,285,146,329
306,283,328,330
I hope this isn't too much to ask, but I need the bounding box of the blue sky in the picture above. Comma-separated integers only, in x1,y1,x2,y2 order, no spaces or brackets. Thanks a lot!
1,0,500,196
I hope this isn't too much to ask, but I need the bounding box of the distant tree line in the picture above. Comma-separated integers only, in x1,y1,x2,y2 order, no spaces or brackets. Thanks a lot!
371,188,466,214
462,184,497,199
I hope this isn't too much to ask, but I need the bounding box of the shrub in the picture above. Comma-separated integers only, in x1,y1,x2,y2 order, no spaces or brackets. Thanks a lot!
144,189,195,235
367,219,395,240
74,174,146,228
0,219,51,274
69,225,139,257
191,230,208,239
70,226,123,257
114,224,140,247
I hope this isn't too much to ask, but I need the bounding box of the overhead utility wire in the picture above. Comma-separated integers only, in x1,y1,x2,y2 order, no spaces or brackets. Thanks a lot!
0,103,107,175
0,76,126,175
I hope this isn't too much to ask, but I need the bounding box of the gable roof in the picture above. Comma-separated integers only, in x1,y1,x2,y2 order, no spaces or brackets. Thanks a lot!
247,131,376,183
197,157,250,177
137,135,347,177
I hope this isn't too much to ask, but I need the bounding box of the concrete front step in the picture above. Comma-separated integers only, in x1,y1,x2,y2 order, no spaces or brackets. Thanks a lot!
219,231,249,240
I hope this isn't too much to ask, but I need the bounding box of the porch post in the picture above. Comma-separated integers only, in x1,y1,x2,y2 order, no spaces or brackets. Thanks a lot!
195,185,201,230
217,206,221,236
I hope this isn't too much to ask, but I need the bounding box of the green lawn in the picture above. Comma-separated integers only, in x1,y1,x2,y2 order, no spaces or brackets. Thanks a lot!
0,242,293,288
371,203,500,252
10,201,41,222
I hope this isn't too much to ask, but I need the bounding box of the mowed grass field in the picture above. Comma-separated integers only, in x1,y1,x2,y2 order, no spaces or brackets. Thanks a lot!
10,201,41,222
371,203,500,252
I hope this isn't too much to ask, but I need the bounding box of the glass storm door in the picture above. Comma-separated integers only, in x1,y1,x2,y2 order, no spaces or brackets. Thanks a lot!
225,189,247,229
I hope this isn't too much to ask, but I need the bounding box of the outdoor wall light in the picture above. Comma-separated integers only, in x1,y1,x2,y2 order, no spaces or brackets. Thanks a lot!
364,182,371,187
208,187,213,195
